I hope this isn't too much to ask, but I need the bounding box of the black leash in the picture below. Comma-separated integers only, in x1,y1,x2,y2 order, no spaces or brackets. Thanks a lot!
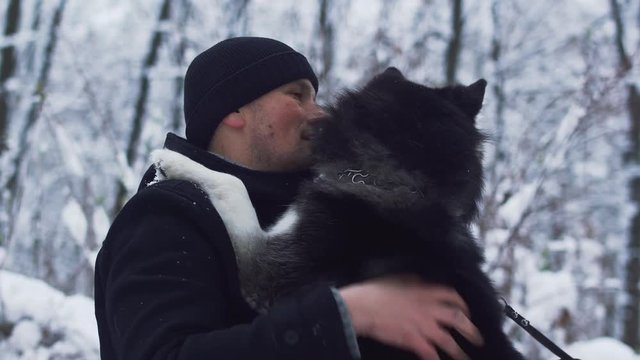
502,299,579,360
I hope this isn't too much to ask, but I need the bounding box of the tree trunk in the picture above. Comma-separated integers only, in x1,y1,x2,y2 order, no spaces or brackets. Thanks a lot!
170,75,185,132
0,0,21,155
445,0,463,85
489,1,506,165
225,0,249,37
317,0,335,85
4,0,66,232
624,85,640,350
113,0,172,214
611,0,640,350
478,0,506,247
170,0,192,132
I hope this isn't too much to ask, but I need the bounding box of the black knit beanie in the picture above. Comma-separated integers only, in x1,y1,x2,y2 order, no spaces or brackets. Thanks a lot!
183,37,319,149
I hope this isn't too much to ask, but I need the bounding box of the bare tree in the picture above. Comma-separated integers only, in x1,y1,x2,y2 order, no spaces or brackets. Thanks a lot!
4,0,67,240
316,0,335,85
168,0,192,132
625,85,640,350
224,0,250,37
113,0,172,214
0,0,21,155
478,0,506,244
612,0,640,349
445,0,463,85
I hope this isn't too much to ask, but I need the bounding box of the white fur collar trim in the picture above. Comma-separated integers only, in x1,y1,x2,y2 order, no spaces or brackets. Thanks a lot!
150,148,265,259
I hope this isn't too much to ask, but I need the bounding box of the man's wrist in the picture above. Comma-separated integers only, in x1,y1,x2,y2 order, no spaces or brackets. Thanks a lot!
331,287,362,359
338,284,373,337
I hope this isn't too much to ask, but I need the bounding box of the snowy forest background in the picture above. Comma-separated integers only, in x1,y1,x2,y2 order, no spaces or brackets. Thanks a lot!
0,0,639,359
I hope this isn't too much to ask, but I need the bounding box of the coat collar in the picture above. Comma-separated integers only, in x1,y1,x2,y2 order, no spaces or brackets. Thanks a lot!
140,133,310,227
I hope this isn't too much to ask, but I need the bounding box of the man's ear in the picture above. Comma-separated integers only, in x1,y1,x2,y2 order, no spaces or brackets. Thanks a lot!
221,110,246,128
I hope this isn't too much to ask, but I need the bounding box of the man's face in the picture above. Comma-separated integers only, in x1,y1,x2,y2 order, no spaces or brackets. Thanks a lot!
242,79,324,171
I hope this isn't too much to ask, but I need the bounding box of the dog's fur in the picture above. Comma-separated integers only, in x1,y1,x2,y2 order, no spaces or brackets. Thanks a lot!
152,67,524,359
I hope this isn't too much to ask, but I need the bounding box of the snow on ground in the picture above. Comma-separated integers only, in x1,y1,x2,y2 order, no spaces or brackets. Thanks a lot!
0,270,99,360
560,337,640,360
0,269,638,359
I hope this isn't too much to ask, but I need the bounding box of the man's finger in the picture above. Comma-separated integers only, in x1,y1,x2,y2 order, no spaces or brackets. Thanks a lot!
437,308,485,347
427,327,470,360
418,285,470,317
406,332,441,360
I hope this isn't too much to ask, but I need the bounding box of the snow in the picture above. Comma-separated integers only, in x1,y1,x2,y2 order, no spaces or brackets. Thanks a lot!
0,0,638,358
0,270,99,359
50,118,85,177
554,106,584,145
62,199,87,245
8,320,42,352
561,337,640,360
0,267,635,359
573,160,609,179
92,206,111,244
498,183,538,228
526,271,576,326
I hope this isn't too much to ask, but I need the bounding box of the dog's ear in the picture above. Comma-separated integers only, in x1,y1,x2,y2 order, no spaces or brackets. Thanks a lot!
381,67,405,79
369,67,405,85
362,67,406,99
456,79,487,119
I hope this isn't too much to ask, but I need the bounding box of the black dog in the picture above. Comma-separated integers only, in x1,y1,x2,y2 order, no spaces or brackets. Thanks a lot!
154,67,524,359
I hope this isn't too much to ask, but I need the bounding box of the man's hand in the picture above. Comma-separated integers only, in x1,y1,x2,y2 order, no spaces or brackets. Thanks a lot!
339,275,484,360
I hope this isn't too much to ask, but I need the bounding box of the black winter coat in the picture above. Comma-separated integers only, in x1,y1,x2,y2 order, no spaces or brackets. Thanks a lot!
94,133,357,360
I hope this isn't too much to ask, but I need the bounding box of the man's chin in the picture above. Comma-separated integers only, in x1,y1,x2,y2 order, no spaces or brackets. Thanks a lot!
283,149,313,172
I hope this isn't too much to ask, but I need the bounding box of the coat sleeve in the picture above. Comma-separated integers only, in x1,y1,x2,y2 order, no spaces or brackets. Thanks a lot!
95,181,357,360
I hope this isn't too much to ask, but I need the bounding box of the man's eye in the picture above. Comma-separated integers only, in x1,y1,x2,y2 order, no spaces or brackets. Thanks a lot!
290,92,303,100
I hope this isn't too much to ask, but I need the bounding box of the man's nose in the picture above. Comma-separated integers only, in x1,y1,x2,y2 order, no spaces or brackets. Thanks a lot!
307,103,327,121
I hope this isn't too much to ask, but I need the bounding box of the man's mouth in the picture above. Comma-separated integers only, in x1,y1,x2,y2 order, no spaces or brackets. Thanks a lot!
300,127,315,141
301,118,326,141
300,125,317,141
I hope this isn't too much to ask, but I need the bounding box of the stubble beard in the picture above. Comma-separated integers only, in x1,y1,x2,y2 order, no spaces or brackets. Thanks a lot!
248,125,312,172
246,101,313,172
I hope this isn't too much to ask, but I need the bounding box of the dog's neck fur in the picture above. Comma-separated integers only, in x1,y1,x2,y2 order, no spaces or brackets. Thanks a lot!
150,148,427,310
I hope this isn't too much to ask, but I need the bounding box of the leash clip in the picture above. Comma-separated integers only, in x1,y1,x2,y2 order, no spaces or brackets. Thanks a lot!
501,298,579,360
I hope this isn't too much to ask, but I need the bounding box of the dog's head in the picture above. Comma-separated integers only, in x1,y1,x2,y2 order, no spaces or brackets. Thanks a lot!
313,67,487,221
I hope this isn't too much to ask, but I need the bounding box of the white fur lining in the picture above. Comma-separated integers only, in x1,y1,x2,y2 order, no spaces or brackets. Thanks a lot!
150,149,306,311
150,149,267,259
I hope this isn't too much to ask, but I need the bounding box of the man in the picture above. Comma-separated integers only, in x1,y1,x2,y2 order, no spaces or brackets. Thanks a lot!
95,37,483,360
